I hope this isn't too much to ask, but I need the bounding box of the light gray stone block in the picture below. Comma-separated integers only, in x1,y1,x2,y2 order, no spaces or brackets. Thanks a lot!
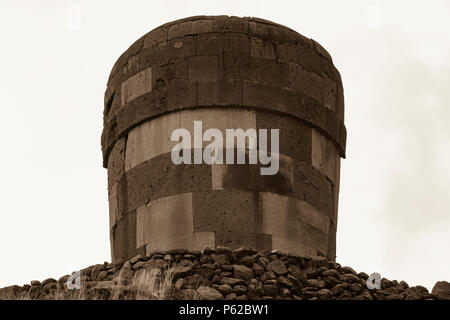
121,67,152,105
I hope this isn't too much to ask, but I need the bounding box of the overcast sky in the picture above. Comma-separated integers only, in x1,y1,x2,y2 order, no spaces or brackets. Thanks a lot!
0,0,449,290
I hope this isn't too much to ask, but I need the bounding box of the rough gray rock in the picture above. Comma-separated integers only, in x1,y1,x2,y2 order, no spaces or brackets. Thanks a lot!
233,265,254,280
267,260,287,275
432,281,450,300
1,248,447,301
197,286,223,300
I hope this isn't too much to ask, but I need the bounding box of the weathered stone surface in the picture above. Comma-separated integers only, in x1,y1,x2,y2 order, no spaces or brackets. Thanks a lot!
217,284,233,295
211,156,294,195
126,153,211,212
2,248,446,301
192,190,260,234
322,269,339,277
260,271,276,283
317,288,331,300
216,232,272,252
260,192,329,255
188,55,218,81
221,277,247,286
233,265,254,280
234,285,248,296
91,265,104,282
107,138,126,191
120,68,152,106
124,112,180,171
0,286,23,299
267,260,288,276
312,128,340,186
97,271,109,281
252,263,264,276
404,286,426,300
239,256,256,268
197,286,223,300
136,192,193,248
306,279,326,289
263,284,278,297
250,37,275,59
432,281,450,300
340,266,357,275
340,274,361,284
278,276,294,288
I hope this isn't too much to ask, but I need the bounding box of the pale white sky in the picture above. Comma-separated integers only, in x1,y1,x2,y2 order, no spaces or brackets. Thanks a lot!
0,0,449,290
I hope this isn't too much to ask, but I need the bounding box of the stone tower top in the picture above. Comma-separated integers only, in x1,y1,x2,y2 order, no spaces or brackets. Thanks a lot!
102,16,346,263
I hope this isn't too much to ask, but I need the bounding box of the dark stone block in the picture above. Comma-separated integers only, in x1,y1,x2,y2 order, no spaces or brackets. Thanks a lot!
198,79,243,106
197,33,224,55
112,211,137,263
224,53,263,82
188,55,219,82
262,60,289,87
192,190,261,234
126,152,212,211
290,159,334,219
255,111,312,164
107,138,126,190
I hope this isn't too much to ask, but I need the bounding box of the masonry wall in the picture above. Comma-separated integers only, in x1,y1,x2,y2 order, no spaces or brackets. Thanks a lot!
101,16,347,263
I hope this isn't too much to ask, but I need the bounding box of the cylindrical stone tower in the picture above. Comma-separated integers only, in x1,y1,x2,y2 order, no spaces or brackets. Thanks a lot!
102,16,346,263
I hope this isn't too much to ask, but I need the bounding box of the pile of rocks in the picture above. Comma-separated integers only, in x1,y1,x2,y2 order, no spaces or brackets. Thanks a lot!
1,247,449,300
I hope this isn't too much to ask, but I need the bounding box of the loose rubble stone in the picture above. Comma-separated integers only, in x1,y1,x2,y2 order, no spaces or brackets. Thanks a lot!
233,247,257,260
432,281,450,300
257,256,270,267
221,277,247,286
197,286,223,300
225,293,237,300
281,288,291,297
183,254,196,261
234,285,247,295
324,276,341,288
233,265,254,280
404,286,425,300
349,283,363,294
132,261,149,270
216,246,233,255
172,266,193,281
252,263,264,276
41,278,57,287
263,284,278,297
130,254,142,264
267,260,288,275
2,249,446,300
175,279,185,290
340,266,357,275
317,288,331,300
354,290,373,300
340,273,360,283
91,265,103,281
278,276,294,288
240,256,256,267
30,280,41,287
398,280,409,289
306,279,326,289
386,293,404,300
358,272,369,280
218,284,233,295
260,271,276,283
322,269,339,277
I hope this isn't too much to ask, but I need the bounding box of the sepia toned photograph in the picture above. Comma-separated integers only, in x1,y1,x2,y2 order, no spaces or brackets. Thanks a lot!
0,0,449,316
